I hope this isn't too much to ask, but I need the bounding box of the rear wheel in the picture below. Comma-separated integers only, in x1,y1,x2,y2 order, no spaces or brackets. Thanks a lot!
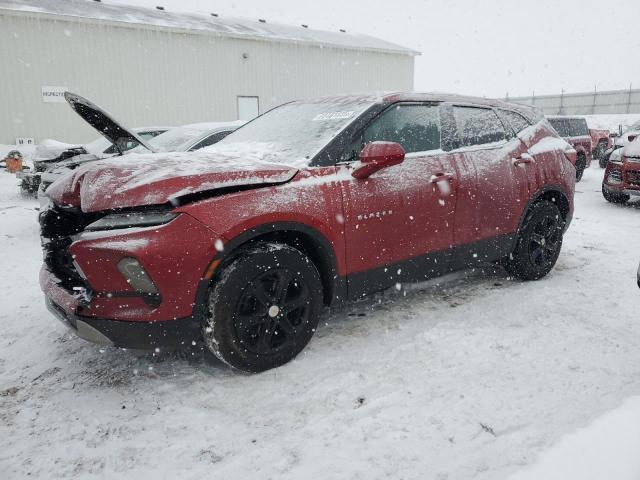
203,242,323,373
575,154,586,182
504,201,564,281
594,140,608,161
602,184,629,204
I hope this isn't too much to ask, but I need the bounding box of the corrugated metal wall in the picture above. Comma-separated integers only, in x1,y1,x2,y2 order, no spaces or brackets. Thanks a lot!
0,11,414,144
507,88,640,115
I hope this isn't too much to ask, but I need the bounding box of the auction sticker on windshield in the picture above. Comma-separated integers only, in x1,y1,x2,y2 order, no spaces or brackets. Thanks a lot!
312,111,355,121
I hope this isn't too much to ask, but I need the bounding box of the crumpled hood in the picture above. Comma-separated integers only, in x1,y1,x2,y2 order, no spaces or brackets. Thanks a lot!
46,149,299,212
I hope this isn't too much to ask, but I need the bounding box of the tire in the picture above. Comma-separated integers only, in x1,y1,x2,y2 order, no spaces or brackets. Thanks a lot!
599,157,608,169
594,141,607,161
504,201,564,281
602,184,629,204
203,242,323,373
575,155,586,182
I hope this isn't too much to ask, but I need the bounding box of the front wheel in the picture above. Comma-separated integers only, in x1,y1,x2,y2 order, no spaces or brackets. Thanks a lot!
602,184,629,204
203,242,323,373
504,201,564,281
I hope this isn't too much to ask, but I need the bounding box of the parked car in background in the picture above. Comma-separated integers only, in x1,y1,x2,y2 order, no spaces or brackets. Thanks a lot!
589,128,612,161
547,116,592,181
600,129,640,168
37,94,244,199
39,121,243,199
40,92,576,372
145,121,245,153
602,137,640,204
18,126,168,195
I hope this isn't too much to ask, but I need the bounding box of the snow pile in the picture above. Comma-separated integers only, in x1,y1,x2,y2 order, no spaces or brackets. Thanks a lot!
511,396,640,480
33,139,83,161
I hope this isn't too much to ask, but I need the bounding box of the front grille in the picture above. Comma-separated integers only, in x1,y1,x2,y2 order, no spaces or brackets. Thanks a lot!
627,170,640,186
40,206,101,292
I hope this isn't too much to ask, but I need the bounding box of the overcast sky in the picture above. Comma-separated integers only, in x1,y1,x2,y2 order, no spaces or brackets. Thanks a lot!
112,0,639,98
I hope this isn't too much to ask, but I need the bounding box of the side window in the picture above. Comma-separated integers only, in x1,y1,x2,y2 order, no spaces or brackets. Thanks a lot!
190,130,232,151
498,109,531,134
362,104,441,154
453,106,506,147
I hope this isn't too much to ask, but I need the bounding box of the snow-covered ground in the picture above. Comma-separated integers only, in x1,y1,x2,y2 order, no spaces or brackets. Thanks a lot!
1,167,639,479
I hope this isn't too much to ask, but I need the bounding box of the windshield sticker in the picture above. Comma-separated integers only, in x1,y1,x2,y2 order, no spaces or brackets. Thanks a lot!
312,111,356,122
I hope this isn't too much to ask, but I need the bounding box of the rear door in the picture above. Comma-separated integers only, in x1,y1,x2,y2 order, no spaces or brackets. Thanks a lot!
448,105,528,253
337,103,457,295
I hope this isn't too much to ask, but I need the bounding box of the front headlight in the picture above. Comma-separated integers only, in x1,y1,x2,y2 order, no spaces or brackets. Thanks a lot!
86,209,179,231
610,149,623,163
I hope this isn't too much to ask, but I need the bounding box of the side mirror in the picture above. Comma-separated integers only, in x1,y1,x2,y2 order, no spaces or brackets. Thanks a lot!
352,141,405,179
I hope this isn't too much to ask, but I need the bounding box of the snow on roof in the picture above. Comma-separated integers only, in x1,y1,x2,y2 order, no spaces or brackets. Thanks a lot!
0,0,419,56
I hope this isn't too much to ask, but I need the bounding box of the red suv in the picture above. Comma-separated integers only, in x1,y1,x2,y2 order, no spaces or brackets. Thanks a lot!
602,137,640,204
547,116,592,181
41,92,576,372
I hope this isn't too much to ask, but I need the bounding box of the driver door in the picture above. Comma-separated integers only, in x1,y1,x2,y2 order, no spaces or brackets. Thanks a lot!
337,103,457,297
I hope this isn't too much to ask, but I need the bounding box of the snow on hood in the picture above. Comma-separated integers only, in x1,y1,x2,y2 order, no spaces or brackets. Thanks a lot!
33,139,84,161
46,142,302,212
623,138,640,158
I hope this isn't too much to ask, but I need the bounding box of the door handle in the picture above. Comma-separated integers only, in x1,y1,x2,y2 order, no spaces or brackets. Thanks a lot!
512,153,534,166
430,172,454,183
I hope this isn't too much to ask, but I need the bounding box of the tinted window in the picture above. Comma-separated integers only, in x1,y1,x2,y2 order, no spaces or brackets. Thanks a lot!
498,109,531,134
548,117,588,137
362,104,441,154
568,118,588,136
453,107,506,147
190,130,233,151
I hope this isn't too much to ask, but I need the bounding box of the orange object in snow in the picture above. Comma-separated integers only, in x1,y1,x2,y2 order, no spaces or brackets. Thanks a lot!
4,150,23,173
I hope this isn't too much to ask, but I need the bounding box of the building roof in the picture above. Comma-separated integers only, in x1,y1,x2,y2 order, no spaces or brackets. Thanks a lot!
0,0,419,56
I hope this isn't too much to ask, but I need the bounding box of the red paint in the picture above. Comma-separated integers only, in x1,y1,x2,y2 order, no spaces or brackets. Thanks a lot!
41,93,576,326
589,128,613,150
603,152,640,195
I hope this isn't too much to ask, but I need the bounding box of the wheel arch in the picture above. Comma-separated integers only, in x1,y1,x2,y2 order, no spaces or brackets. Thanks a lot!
210,222,345,307
518,186,572,233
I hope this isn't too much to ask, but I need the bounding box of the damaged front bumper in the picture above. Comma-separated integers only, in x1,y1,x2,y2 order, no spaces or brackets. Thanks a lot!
41,266,202,350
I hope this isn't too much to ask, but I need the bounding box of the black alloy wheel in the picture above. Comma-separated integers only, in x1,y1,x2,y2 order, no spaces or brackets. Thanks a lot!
203,242,323,373
504,200,564,280
235,268,313,355
527,215,562,269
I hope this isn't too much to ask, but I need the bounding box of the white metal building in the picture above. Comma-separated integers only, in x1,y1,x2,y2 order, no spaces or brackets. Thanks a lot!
0,0,418,144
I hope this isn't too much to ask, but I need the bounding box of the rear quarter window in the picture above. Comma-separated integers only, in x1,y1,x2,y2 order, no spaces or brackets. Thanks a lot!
453,106,506,147
497,109,531,134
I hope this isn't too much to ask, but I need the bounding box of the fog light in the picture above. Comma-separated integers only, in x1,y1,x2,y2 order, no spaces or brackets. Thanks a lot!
607,171,623,185
117,257,158,294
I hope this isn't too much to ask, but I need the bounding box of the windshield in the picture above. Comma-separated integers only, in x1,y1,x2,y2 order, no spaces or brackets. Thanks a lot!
210,99,375,167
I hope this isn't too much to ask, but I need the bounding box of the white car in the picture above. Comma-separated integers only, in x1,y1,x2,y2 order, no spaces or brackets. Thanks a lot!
146,121,246,153
19,127,168,195
38,95,244,203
